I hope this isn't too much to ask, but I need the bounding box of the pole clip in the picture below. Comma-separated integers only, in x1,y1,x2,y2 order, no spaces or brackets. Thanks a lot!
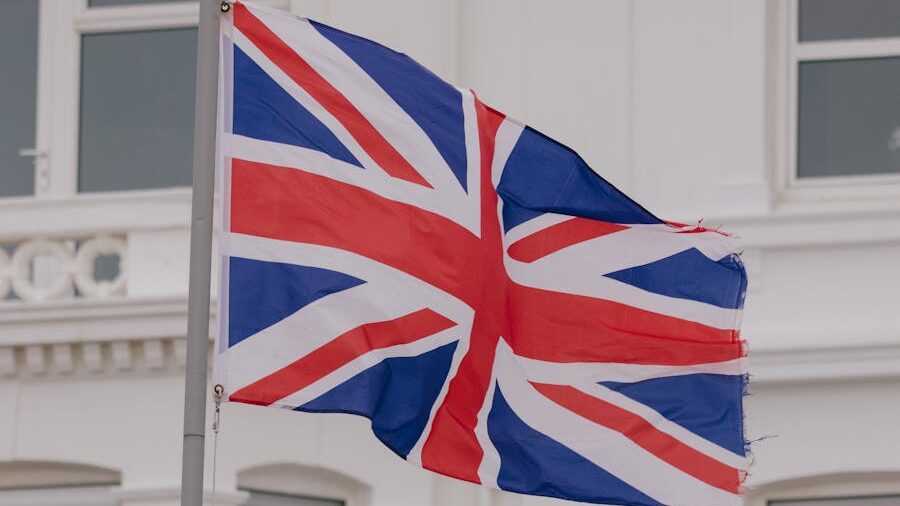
212,384,225,434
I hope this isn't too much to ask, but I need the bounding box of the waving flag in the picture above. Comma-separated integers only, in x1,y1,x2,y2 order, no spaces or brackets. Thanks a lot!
214,3,749,505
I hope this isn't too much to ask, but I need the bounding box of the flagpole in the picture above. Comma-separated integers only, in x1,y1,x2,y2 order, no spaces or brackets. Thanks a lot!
181,1,221,505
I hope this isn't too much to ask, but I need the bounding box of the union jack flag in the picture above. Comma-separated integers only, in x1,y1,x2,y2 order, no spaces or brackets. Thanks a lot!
214,3,749,505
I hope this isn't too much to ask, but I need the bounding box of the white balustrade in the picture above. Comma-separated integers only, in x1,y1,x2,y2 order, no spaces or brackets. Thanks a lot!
0,235,128,302
74,236,128,298
0,248,10,298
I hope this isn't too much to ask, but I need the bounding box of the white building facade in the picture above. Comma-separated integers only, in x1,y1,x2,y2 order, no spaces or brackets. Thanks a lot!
1,1,899,506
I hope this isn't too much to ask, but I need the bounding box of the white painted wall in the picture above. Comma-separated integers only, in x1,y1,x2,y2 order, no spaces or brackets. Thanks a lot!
1,1,899,505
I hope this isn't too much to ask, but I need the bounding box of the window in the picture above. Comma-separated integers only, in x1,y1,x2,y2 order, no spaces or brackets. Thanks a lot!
237,463,369,506
798,1,900,42
0,486,118,506
18,0,202,197
781,0,900,194
76,5,198,193
244,489,345,506
770,496,900,506
0,461,120,506
0,0,39,197
78,27,197,192
2,0,287,199
797,57,900,179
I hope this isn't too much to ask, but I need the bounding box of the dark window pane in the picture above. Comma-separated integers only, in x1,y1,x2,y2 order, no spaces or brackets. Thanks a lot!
798,57,900,178
0,0,37,197
79,28,197,192
244,490,344,506
89,0,194,7
799,0,900,42
771,496,900,506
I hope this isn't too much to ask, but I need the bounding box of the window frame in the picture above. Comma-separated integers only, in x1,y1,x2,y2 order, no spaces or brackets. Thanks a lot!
32,0,288,200
0,485,119,506
0,461,121,506
775,0,900,205
36,0,200,199
237,463,370,506
242,487,347,506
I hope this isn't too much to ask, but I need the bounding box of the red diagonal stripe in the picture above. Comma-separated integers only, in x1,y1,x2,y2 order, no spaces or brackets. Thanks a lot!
233,3,431,187
508,217,628,263
230,308,456,406
531,382,742,494
508,284,743,365
230,158,480,307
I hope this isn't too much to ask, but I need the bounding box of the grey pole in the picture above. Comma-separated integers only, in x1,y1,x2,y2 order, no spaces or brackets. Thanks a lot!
181,1,221,505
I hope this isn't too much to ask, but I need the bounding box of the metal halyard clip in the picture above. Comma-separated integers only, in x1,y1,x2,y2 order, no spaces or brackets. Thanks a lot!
212,384,224,434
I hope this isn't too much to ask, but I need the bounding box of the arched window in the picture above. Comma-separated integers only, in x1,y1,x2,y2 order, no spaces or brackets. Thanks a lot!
238,463,370,506
0,461,120,506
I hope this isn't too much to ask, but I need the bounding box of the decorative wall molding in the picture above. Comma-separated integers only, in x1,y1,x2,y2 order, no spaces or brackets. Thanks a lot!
0,296,197,347
1,234,127,302
706,202,900,249
0,296,209,378
0,189,192,240
0,461,121,489
0,337,190,378
0,195,896,383
750,343,900,385
746,471,900,503
0,292,894,386
739,248,764,294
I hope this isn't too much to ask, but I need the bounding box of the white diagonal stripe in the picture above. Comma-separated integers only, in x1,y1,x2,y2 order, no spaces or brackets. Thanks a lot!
506,256,740,330
513,222,739,271
500,347,749,469
474,365,502,489
246,3,466,199
512,353,746,385
576,381,750,470
232,29,387,178
271,325,463,409
228,134,474,228
458,88,482,236
503,212,571,247
233,16,480,233
491,118,524,188
223,233,473,391
403,318,473,466
493,341,742,506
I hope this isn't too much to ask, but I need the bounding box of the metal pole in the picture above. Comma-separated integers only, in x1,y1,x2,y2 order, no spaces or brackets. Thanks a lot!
181,1,220,505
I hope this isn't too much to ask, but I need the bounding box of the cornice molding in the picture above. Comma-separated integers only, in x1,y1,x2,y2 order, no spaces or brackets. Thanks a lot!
705,202,900,248
750,342,900,385
0,297,199,378
0,190,193,240
0,296,895,385
0,296,203,347
0,337,188,378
